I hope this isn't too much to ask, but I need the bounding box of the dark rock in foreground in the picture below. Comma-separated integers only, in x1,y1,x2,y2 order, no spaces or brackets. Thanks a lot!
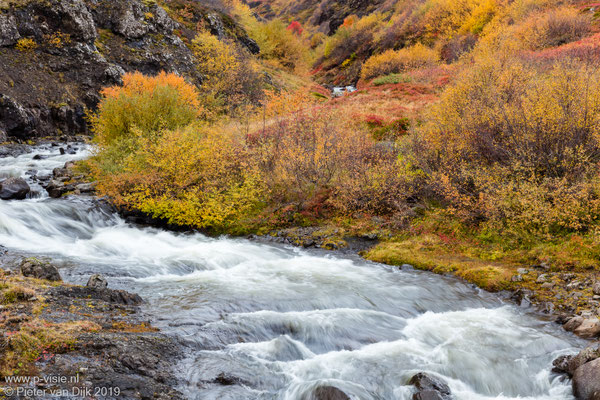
0,177,30,200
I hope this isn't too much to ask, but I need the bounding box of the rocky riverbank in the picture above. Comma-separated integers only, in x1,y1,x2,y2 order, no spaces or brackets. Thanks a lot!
0,256,184,399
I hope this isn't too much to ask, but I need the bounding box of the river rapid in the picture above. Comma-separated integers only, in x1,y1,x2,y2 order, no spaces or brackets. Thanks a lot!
0,145,587,400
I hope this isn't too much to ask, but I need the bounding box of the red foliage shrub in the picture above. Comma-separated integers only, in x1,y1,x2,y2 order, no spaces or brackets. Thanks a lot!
287,21,303,36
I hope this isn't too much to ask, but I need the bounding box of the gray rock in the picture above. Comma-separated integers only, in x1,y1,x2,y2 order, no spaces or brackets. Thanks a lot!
86,274,108,289
573,358,600,400
511,275,523,282
409,373,451,400
0,13,20,46
517,268,529,275
541,282,555,289
536,274,548,283
20,258,62,281
54,0,97,42
75,182,96,193
574,318,600,339
593,282,600,296
114,2,149,39
569,347,600,376
0,177,30,200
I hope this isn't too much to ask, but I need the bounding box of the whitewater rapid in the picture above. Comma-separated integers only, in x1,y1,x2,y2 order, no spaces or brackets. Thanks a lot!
0,145,586,399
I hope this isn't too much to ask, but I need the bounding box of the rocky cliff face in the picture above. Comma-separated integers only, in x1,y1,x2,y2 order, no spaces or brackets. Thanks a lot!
246,0,389,34
0,0,255,142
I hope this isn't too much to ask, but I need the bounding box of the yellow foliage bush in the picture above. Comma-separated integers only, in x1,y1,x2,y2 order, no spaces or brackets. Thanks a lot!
226,0,310,72
15,37,37,51
361,44,439,80
191,31,263,114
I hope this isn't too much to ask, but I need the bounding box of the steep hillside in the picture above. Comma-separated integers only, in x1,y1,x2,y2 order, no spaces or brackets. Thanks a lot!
246,0,393,34
0,0,256,142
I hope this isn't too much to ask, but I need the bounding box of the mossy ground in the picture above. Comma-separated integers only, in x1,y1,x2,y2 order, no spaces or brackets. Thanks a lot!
0,268,157,379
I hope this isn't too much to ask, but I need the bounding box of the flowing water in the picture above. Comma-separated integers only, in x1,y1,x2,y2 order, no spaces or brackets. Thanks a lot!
0,145,587,400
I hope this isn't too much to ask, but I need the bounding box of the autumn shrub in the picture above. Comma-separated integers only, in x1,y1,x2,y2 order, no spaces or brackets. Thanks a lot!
95,125,265,231
421,56,600,238
226,1,311,71
513,7,591,50
191,31,263,113
92,72,201,147
361,44,439,80
247,91,411,216
91,72,265,231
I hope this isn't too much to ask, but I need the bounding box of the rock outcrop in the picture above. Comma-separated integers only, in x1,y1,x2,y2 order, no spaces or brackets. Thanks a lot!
0,0,256,142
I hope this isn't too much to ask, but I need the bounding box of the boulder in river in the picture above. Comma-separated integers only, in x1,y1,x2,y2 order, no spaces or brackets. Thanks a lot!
20,258,62,281
573,318,600,339
0,177,30,200
573,358,600,400
564,316,585,332
409,373,452,400
311,386,350,400
552,346,600,377
87,274,108,289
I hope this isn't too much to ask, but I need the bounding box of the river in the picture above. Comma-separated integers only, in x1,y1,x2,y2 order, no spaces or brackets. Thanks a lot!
0,145,587,400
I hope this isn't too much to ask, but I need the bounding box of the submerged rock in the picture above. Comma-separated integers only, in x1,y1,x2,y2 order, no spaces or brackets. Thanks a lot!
20,258,62,281
573,358,600,400
409,373,452,400
311,386,351,400
0,177,30,200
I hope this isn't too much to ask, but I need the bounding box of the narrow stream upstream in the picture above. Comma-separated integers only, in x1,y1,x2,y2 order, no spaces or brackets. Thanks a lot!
0,146,587,400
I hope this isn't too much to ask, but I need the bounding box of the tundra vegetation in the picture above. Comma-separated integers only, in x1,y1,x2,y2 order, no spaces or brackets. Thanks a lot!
90,0,600,291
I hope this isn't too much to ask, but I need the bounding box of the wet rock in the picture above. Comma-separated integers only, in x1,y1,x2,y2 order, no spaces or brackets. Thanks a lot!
86,274,108,289
553,354,573,375
45,179,76,198
0,177,30,200
564,316,584,332
52,286,142,305
511,289,534,307
311,386,350,400
75,182,96,194
574,318,600,339
573,358,600,400
568,347,600,376
20,258,62,281
409,373,452,400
